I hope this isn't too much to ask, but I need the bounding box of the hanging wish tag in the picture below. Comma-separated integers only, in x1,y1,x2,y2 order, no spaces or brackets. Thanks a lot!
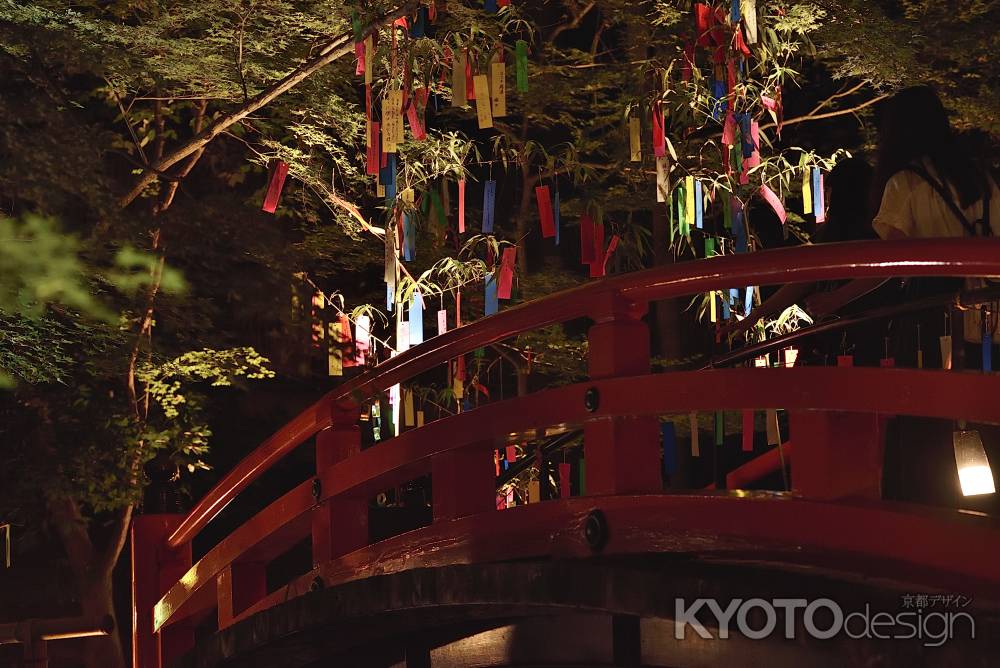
485,271,499,315
689,413,700,457
759,184,787,224
473,74,493,128
656,157,670,203
409,290,424,346
262,160,289,213
765,408,780,446
452,50,467,106
498,246,517,299
515,40,529,92
458,179,466,233
482,180,496,233
536,185,555,237
490,60,506,117
742,410,754,452
629,116,641,162
437,309,448,335
812,167,825,223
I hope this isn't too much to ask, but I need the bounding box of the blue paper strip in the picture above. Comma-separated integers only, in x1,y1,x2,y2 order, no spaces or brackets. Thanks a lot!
409,290,424,345
482,180,496,234
553,189,561,245
730,0,740,23
711,80,727,120
729,288,740,312
738,113,753,158
410,6,426,38
745,286,755,317
661,422,677,476
380,154,397,204
386,283,394,311
402,213,414,261
722,291,731,319
485,271,498,315
695,179,704,229
812,166,823,218
733,204,747,253
485,0,497,13
984,329,992,372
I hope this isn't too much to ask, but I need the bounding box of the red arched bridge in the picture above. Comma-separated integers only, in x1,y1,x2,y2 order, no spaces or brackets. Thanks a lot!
131,239,1000,668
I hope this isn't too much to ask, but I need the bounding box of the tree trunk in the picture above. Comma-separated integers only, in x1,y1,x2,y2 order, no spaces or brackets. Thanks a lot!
79,571,126,668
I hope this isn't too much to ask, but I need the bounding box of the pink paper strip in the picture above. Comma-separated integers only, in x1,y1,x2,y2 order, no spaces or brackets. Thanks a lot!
759,184,787,224
457,179,466,233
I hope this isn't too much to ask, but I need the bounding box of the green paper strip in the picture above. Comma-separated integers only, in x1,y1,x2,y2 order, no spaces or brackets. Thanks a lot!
429,188,446,227
705,237,716,258
715,411,724,446
677,185,689,237
515,40,529,92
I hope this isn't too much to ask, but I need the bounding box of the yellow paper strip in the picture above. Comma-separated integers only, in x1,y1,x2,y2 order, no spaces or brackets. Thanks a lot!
452,51,467,107
416,410,425,427
381,95,396,153
327,322,343,376
528,480,540,504
364,36,373,84
802,171,813,214
766,409,780,445
685,175,696,228
404,388,415,426
473,75,493,129
629,117,641,162
689,412,700,457
490,61,506,117
656,157,670,203
741,0,758,44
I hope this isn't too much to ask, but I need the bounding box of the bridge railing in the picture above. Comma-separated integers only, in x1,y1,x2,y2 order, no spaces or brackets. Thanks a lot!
131,239,1000,667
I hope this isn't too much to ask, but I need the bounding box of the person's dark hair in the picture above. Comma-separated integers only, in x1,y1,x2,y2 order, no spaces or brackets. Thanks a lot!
871,86,986,216
818,157,875,243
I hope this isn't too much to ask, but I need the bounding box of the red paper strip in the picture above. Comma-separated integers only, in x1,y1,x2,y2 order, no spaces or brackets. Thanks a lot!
652,103,666,158
535,185,555,237
681,40,695,82
759,184,787,224
405,88,427,140
505,445,517,463
367,121,380,176
498,246,516,299
579,214,596,264
339,313,358,368
457,179,466,233
494,451,501,476
465,49,475,100
722,110,736,146
742,410,754,452
601,234,620,273
734,27,752,56
262,160,289,213
837,355,854,367
355,42,364,76
559,462,571,498
695,3,714,46
588,220,606,278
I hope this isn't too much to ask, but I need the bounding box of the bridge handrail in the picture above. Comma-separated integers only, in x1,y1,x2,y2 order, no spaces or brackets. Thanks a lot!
167,238,1000,549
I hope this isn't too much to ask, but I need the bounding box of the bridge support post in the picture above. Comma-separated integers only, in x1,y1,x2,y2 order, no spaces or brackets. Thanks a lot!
584,299,661,495
131,514,192,668
313,407,367,565
789,411,887,500
432,444,496,522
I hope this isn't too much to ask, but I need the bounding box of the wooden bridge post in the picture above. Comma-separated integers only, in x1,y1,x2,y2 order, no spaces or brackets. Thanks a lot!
130,514,192,668
789,410,887,500
584,296,662,495
312,405,368,565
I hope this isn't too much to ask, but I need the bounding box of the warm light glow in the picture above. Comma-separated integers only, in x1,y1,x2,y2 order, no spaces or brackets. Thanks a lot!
954,430,996,496
784,347,799,367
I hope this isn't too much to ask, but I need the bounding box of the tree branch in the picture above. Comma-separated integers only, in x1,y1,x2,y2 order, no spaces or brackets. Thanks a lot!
117,1,419,209
759,93,889,133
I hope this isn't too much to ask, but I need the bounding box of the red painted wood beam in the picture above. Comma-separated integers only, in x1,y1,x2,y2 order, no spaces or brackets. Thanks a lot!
153,368,1000,633
234,494,1000,626
167,239,1000,550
